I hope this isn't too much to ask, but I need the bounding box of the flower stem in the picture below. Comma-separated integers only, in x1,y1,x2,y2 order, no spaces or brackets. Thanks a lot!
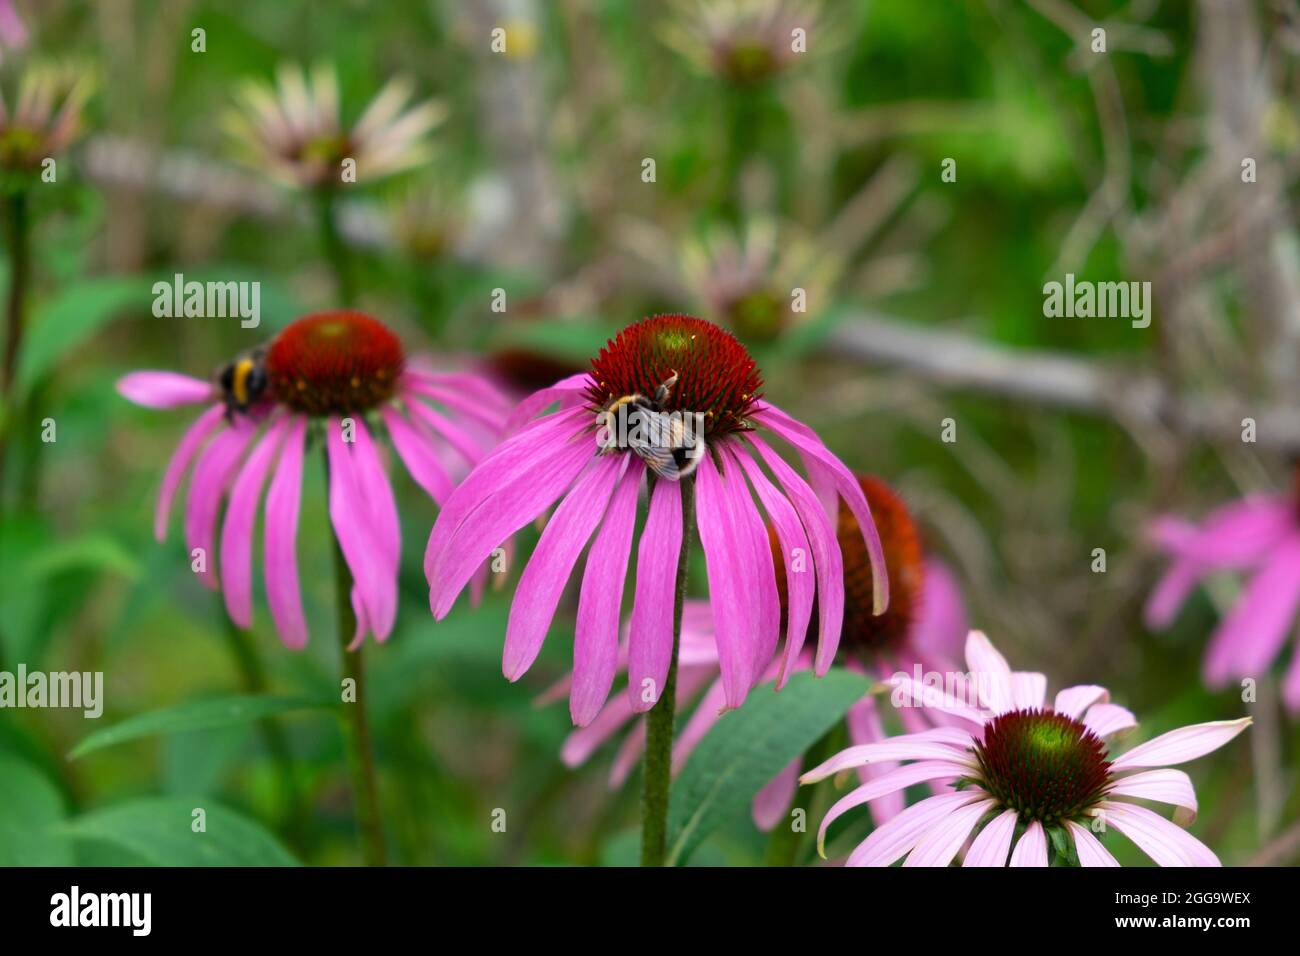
0,188,31,499
640,475,696,867
315,188,357,308
325,455,386,866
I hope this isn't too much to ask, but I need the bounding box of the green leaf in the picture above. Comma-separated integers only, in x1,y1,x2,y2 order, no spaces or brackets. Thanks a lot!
16,276,150,397
665,669,871,866
60,798,299,866
0,752,74,865
21,533,141,582
70,694,329,759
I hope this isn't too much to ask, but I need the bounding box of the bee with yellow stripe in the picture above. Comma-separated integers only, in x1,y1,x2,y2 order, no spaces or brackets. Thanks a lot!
217,347,270,420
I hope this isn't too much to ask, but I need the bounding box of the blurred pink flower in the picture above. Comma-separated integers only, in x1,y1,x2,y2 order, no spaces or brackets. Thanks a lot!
117,311,508,649
424,314,889,722
805,631,1250,867
551,475,967,831
0,0,28,52
1144,494,1300,712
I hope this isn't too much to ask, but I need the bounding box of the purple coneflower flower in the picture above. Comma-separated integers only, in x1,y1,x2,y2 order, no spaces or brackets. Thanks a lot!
117,310,508,648
553,474,966,829
1144,492,1300,713
805,631,1250,866
424,313,889,723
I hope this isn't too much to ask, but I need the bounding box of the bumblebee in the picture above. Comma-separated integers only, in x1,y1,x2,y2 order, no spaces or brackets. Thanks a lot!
601,372,707,481
217,347,269,420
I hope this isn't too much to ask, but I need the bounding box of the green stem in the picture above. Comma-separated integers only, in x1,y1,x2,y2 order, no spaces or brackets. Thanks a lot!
325,455,386,866
219,609,307,854
640,476,696,867
0,188,31,501
316,188,356,307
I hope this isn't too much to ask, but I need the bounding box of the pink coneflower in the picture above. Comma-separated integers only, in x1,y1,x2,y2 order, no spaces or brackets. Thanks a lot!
555,475,967,830
1144,491,1300,713
424,313,889,721
0,62,92,173
224,64,444,190
804,631,1251,866
117,310,508,648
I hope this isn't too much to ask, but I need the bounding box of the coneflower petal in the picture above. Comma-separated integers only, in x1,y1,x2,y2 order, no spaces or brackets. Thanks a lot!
1053,684,1110,720
800,729,977,784
326,419,391,644
424,406,586,588
572,459,644,726
1109,717,1251,771
406,399,489,466
746,433,844,673
751,759,802,832
845,695,905,824
1108,769,1198,824
503,456,627,681
817,760,971,859
752,402,890,616
720,445,780,685
1202,535,1300,685
382,406,454,503
153,405,225,542
962,808,1018,867
1066,820,1120,867
1100,801,1220,866
695,451,757,710
847,791,987,867
627,475,684,714
1082,703,1137,738
264,416,309,649
732,447,813,688
502,372,592,434
1009,821,1048,867
117,371,216,408
184,418,258,589
350,418,400,640
905,797,995,867
220,418,287,629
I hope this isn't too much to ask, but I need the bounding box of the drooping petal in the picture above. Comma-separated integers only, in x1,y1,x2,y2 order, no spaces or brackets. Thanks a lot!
1082,702,1137,738
751,759,801,832
184,417,258,589
117,371,216,408
1009,821,1048,867
561,692,638,768
719,445,780,683
694,450,757,710
1100,801,1220,866
964,630,1013,714
503,372,593,433
816,760,973,858
153,404,226,541
350,417,401,629
1109,718,1251,771
627,476,683,714
904,797,995,867
752,402,889,615
733,446,813,686
879,673,990,726
1202,535,1300,686
572,459,643,726
382,406,454,503
264,415,309,649
219,418,287,628
800,728,977,784
669,676,728,773
746,433,844,672
503,455,626,681
962,808,1018,867
1054,684,1110,719
406,398,489,466
427,409,592,618
845,791,987,867
1108,768,1198,825
1067,820,1120,867
326,418,391,643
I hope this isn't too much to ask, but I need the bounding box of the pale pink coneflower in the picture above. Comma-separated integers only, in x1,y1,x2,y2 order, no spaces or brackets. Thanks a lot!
804,630,1251,866
117,310,509,649
1144,491,1300,713
553,474,967,831
424,313,891,724
0,62,92,172
223,63,445,190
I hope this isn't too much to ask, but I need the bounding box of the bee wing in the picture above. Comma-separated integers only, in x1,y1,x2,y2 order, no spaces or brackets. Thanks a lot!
631,442,681,481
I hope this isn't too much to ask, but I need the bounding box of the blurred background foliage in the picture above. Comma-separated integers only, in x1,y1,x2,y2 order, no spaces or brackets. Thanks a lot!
0,0,1295,866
